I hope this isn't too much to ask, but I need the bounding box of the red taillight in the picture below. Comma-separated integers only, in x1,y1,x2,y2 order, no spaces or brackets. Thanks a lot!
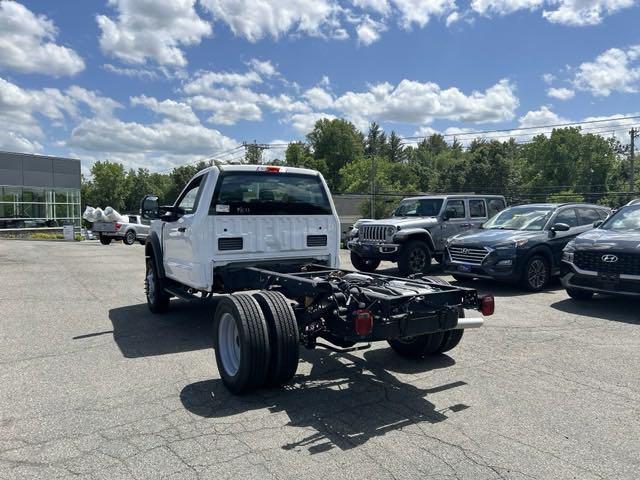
480,295,494,316
354,309,373,336
115,222,122,230
257,165,283,173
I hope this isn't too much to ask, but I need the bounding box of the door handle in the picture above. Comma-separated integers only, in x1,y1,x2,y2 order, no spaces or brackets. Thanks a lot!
178,227,186,233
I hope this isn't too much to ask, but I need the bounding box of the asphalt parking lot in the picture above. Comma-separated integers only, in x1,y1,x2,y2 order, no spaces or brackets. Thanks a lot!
1,240,638,480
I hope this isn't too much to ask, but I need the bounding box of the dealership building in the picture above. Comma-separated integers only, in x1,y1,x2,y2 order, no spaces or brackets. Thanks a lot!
0,151,82,230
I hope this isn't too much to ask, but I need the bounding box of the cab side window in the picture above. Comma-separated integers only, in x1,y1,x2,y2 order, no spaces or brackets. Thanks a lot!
577,208,601,226
176,175,204,214
555,208,579,228
469,199,487,218
487,199,506,218
445,200,466,219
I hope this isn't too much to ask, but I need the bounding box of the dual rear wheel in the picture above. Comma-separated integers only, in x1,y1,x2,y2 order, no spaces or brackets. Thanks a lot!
213,291,299,394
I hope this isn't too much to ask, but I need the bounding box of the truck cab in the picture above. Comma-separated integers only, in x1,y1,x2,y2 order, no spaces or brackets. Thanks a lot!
142,165,341,292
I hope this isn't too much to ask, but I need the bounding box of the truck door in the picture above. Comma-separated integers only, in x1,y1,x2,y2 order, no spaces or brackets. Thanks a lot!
162,174,205,286
468,199,488,230
441,199,468,240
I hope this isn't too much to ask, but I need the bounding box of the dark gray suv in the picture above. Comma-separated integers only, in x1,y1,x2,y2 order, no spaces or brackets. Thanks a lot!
347,195,506,275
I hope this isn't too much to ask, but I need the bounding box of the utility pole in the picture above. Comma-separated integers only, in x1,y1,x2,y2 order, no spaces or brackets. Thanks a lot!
370,155,376,218
242,141,271,164
631,128,639,193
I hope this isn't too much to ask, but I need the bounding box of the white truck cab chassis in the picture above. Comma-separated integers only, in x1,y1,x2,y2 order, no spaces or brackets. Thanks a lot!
141,164,494,394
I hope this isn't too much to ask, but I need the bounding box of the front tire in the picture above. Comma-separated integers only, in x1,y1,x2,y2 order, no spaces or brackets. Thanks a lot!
99,235,112,245
123,230,136,245
252,291,299,387
521,255,550,291
145,257,170,313
213,295,271,394
566,288,594,300
350,252,381,272
398,240,432,275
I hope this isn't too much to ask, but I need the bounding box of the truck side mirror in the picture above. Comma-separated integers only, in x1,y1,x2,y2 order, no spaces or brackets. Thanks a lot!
443,208,455,221
141,195,160,220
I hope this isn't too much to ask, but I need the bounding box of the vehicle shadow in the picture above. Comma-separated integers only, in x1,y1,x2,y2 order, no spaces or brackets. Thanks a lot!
180,348,468,453
551,296,640,324
107,301,214,358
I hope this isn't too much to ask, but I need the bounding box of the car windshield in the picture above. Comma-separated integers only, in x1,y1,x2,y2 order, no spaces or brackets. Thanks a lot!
211,172,332,215
483,206,553,231
600,205,640,230
393,199,443,217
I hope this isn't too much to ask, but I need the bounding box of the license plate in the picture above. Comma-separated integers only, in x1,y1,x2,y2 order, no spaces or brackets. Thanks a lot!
458,264,472,273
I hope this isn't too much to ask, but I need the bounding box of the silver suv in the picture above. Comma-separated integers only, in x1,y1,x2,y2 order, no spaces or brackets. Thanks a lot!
347,195,506,275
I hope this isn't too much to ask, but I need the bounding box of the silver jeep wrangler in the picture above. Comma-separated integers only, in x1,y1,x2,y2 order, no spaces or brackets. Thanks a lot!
347,195,506,275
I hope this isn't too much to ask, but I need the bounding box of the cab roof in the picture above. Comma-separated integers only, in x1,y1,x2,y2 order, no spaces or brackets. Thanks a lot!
197,164,321,177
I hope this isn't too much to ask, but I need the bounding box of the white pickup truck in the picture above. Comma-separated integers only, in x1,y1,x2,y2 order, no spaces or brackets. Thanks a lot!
141,164,493,394
93,214,149,245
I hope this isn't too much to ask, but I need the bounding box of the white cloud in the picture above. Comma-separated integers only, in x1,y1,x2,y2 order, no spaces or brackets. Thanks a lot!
471,0,635,26
183,69,262,95
103,63,158,80
289,112,337,134
200,0,339,41
542,73,556,84
573,45,640,96
518,105,568,127
333,78,519,128
445,11,461,26
392,0,457,28
543,0,635,26
547,87,575,100
351,0,391,14
247,58,278,77
0,1,84,76
131,95,199,124
96,0,212,67
0,131,43,153
356,15,386,45
303,87,335,109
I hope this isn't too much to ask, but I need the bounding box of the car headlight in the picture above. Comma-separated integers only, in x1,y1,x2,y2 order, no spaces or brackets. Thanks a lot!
495,239,528,250
562,251,574,262
349,228,358,238
386,226,396,237
562,241,576,262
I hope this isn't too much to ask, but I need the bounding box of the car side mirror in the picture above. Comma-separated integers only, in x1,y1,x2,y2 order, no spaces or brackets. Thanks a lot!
551,222,570,232
593,220,603,228
140,195,160,220
443,208,455,221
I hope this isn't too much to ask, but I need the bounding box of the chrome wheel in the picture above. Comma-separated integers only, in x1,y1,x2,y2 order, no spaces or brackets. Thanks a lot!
218,312,241,377
527,259,547,289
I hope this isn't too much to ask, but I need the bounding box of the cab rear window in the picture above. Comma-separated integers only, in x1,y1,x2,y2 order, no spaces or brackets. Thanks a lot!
210,172,332,215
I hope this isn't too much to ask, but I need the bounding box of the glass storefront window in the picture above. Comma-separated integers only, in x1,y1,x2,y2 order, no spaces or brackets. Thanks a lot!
0,186,80,230
22,187,46,203
1,187,22,202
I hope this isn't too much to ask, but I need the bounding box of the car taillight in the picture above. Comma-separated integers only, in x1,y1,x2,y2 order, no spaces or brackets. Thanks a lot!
115,223,122,230
480,295,494,316
353,309,373,336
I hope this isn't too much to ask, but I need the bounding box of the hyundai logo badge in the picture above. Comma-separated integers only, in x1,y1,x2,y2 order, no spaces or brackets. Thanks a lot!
462,248,469,254
601,254,618,263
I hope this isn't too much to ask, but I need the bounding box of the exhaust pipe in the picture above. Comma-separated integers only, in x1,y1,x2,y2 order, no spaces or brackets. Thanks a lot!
454,317,484,330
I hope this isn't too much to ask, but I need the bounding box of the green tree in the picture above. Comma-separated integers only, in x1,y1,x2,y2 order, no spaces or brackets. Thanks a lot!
364,122,387,157
307,118,364,191
244,144,263,164
284,142,328,174
87,161,128,211
386,131,406,163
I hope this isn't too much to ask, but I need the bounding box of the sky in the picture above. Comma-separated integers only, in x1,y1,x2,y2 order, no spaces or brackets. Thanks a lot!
0,0,639,174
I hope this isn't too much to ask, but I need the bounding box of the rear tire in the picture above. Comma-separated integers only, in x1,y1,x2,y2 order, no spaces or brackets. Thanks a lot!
145,257,170,314
213,294,271,394
388,331,445,358
566,288,594,300
123,230,136,245
252,291,299,387
398,240,432,276
99,235,112,245
350,252,381,272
